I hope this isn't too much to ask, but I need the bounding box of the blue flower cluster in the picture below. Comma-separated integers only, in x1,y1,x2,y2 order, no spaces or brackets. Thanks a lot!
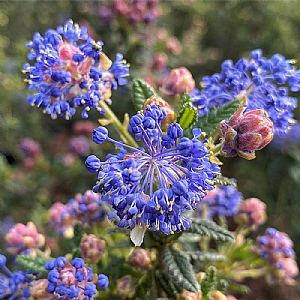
45,256,108,299
0,254,33,299
195,183,242,219
23,20,129,120
85,105,220,239
191,49,300,136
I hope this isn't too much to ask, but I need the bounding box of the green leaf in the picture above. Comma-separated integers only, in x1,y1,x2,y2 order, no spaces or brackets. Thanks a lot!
157,270,180,298
16,255,48,274
195,100,241,136
228,281,251,295
214,175,237,187
161,246,201,293
201,266,217,296
186,251,226,262
176,94,198,130
189,219,235,243
132,79,155,111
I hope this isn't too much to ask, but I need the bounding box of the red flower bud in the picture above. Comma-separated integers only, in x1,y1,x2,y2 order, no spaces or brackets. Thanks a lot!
218,107,274,160
80,234,105,263
161,67,195,97
128,248,151,271
116,275,136,299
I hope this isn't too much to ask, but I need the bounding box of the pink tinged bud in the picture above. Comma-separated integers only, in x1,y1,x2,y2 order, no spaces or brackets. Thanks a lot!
209,291,227,300
236,198,267,228
128,248,151,271
161,67,195,97
80,234,105,263
5,222,45,255
116,275,136,299
30,279,52,300
151,53,168,71
226,296,238,300
218,108,274,160
179,289,202,300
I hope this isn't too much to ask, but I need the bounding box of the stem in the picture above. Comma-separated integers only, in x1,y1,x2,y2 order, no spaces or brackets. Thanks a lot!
98,101,138,147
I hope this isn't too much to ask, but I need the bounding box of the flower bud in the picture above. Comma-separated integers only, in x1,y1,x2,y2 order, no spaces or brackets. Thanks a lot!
142,95,176,130
5,222,45,255
30,279,52,300
128,248,151,271
85,155,101,173
116,275,136,299
209,290,227,300
179,289,202,300
218,107,274,160
161,67,195,97
92,126,109,144
235,198,267,229
80,234,105,263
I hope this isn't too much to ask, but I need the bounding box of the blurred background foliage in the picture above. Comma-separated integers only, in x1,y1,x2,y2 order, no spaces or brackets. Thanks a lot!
1,0,300,280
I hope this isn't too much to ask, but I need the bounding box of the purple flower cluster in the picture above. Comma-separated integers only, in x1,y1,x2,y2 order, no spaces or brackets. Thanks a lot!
85,105,220,244
191,49,300,136
99,0,160,25
68,136,91,157
0,254,33,299
195,183,242,219
49,190,105,237
45,256,108,299
253,228,299,284
23,20,129,120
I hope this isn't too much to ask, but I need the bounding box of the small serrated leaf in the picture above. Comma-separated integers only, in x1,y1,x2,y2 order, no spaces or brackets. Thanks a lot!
16,255,48,274
214,176,237,187
161,246,200,293
189,219,235,243
132,79,155,111
157,270,179,298
176,94,198,130
195,100,241,136
201,266,218,296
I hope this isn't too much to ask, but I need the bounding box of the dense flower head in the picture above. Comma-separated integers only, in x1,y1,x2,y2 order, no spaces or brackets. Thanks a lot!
19,138,42,158
98,0,160,25
218,107,274,160
68,136,91,157
271,122,300,150
86,105,220,245
128,248,151,271
45,256,108,299
23,19,129,120
0,254,35,299
5,222,45,255
235,197,267,229
49,190,105,238
253,228,299,284
116,275,136,299
191,49,300,136
195,183,242,219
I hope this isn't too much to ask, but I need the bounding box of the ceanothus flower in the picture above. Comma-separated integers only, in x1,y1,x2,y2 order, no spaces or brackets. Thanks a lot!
23,19,129,120
45,257,108,299
191,49,300,136
195,183,242,219
0,254,34,299
85,105,220,245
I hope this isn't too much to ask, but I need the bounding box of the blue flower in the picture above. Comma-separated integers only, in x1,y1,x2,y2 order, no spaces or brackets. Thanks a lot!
195,182,242,219
45,257,108,299
86,105,220,244
97,274,109,290
0,255,34,299
191,49,300,136
23,19,130,120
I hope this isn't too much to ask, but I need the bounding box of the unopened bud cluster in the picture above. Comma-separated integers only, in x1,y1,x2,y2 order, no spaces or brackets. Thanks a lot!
80,234,105,263
253,228,299,284
128,248,151,271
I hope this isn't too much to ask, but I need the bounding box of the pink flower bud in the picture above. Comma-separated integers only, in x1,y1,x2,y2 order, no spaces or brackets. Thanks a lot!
151,53,168,71
179,289,202,300
128,248,151,271
219,108,274,160
209,291,227,300
30,279,52,300
116,275,136,299
161,67,195,97
143,95,176,130
5,222,45,255
235,198,267,228
80,234,105,263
